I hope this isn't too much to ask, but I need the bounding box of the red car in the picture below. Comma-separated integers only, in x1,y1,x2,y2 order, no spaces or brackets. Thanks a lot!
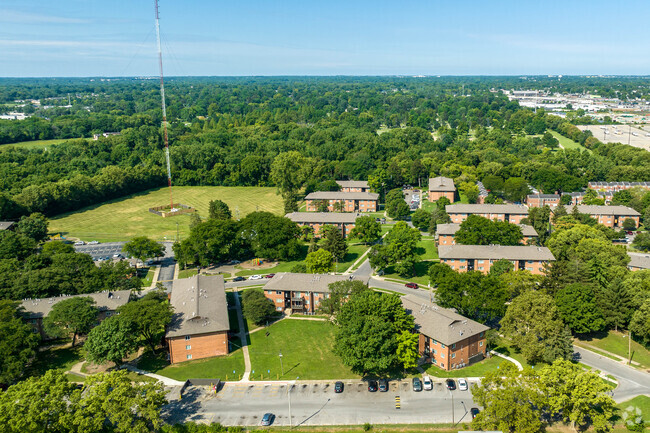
405,282,418,289
265,274,275,279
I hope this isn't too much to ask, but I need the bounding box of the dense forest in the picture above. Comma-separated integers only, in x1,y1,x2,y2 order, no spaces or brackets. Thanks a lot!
0,76,649,220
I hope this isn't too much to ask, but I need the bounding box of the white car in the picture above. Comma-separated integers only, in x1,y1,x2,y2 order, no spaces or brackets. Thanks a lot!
88,240,99,245
249,274,262,280
74,241,85,246
458,378,468,391
422,376,433,391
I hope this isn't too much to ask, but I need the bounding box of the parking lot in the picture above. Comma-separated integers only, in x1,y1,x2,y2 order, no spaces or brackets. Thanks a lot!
403,189,421,210
74,242,126,261
578,124,650,151
167,379,478,426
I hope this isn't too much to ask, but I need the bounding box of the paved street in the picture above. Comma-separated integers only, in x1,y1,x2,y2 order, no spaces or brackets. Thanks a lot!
165,380,477,427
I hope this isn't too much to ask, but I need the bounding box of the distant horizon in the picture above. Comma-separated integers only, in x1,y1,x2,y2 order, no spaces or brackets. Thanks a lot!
2,74,650,79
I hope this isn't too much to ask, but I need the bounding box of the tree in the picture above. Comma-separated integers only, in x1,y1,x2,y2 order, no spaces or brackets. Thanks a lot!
622,218,637,231
582,188,605,206
319,225,347,261
41,240,75,256
455,215,523,246
315,199,329,213
490,259,514,276
435,270,507,324
240,212,301,260
349,215,381,244
599,278,634,331
555,283,605,334
385,189,410,220
318,280,370,317
241,289,276,326
43,296,98,346
208,199,232,220
632,232,650,252
175,218,244,267
428,206,451,232
0,231,35,261
411,208,431,231
0,300,39,384
500,291,573,364
503,177,530,203
370,222,421,276
84,315,140,366
123,236,164,268
270,151,307,213
523,205,551,245
630,299,650,345
16,213,48,242
117,293,173,353
542,131,559,149
305,249,334,273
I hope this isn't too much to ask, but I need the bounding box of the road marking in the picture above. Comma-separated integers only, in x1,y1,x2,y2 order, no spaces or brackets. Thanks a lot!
395,395,401,410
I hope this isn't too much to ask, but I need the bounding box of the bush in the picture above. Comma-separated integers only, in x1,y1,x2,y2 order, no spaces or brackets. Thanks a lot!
363,423,373,431
241,289,276,326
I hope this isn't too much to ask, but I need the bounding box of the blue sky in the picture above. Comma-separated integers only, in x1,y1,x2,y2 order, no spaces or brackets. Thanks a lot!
1,0,649,77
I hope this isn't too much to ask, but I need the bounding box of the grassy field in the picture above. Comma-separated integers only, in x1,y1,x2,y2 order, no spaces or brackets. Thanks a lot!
248,319,357,381
549,131,590,153
1,138,73,149
422,355,512,378
576,330,650,370
49,186,284,242
137,348,246,381
618,395,650,423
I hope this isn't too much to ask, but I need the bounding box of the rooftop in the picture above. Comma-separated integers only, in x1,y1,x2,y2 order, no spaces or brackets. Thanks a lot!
438,244,555,261
401,295,489,346
436,223,538,237
336,180,369,189
563,205,641,216
445,203,530,214
429,176,456,192
21,289,132,319
166,274,229,338
0,221,15,230
262,272,369,293
285,212,360,224
305,191,379,201
628,253,650,269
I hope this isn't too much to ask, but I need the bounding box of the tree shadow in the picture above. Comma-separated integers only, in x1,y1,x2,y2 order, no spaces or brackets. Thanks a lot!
160,386,203,424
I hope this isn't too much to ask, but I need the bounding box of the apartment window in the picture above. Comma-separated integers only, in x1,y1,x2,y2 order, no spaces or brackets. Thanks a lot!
478,267,484,270
432,349,437,355
276,298,282,303
186,345,191,350
460,259,466,263
526,267,533,271
460,266,466,270
441,363,444,368
479,341,483,347
32,328,38,333
478,260,484,264
185,336,191,341
441,343,446,349
276,307,282,311
305,300,310,305
186,354,192,360
440,353,445,359
480,331,484,337
451,343,456,349
276,291,282,295
452,353,456,359
30,319,37,324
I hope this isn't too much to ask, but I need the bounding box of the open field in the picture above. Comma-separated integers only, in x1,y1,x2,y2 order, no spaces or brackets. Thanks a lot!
618,395,650,423
578,124,650,151
248,319,357,381
576,330,650,370
549,131,590,153
0,138,73,149
49,186,284,242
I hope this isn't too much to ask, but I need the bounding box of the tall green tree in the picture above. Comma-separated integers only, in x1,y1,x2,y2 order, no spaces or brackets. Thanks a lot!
117,292,172,353
555,283,605,334
240,211,301,260
0,301,39,384
305,248,334,273
598,278,634,331
411,208,431,231
455,215,523,246
123,236,165,268
43,296,98,346
503,177,530,203
241,289,276,326
208,199,232,220
630,299,650,345
84,315,140,366
319,224,347,261
349,215,381,244
16,213,49,242
270,151,307,213
318,280,369,317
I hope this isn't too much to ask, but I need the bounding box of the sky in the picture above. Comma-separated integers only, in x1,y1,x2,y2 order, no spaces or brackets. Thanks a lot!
1,0,649,77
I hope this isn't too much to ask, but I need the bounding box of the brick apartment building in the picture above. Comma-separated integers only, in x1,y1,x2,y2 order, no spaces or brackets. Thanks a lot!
21,289,132,339
428,176,456,202
445,204,530,224
166,274,230,364
262,272,369,314
526,193,561,208
305,191,379,212
285,212,360,237
561,191,613,205
401,295,489,370
588,181,650,192
436,223,538,246
628,253,650,271
561,205,641,228
438,244,555,275
336,180,370,192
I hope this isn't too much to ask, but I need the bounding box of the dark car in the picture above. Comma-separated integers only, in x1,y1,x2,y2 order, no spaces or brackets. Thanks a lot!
367,380,378,392
470,408,480,419
378,378,389,392
232,276,246,282
261,413,275,426
412,377,423,392
334,381,344,393
265,273,275,279
446,379,456,390
405,282,418,289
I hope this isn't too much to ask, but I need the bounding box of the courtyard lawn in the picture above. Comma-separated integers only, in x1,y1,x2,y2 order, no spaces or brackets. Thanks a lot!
416,237,438,260
549,131,591,153
422,354,513,378
177,268,198,279
49,186,284,242
139,266,156,286
335,243,370,273
382,261,432,286
26,344,84,377
248,319,357,381
1,138,73,149
576,330,650,370
617,395,650,424
137,348,246,381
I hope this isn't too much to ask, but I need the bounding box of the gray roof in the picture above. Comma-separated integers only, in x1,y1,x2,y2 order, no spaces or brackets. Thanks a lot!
336,180,369,189
438,244,555,261
628,253,650,270
429,176,456,192
262,272,369,294
285,212,360,224
563,205,641,216
401,295,489,346
0,221,14,230
445,203,530,215
21,289,132,319
166,274,229,338
436,223,538,237
305,191,379,201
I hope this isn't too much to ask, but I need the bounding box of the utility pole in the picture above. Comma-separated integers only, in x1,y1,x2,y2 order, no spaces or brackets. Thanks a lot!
279,351,284,376
628,330,632,365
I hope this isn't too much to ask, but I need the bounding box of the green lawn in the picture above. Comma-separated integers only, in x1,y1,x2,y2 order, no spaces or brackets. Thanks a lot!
491,337,533,369
177,268,198,279
549,131,590,153
137,348,246,381
577,330,650,370
26,344,84,377
1,138,73,149
382,261,432,286
49,186,284,242
139,266,156,286
248,319,357,380
618,395,650,423
416,238,438,260
422,355,513,378
335,243,370,272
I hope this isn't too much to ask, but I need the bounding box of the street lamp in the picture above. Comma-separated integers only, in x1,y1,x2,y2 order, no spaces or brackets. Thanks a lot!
449,387,455,425
279,351,284,376
288,376,299,429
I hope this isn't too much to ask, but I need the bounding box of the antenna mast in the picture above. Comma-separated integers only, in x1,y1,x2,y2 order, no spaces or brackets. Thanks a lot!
155,0,173,210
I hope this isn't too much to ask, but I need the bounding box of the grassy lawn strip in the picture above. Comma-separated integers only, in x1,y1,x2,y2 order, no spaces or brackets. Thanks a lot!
177,268,198,279
617,395,650,423
422,355,511,378
574,342,623,363
550,130,591,153
1,138,73,149
139,266,156,286
382,261,432,286
372,288,405,297
577,330,650,369
49,186,284,242
335,243,369,273
137,349,246,381
416,238,438,260
248,319,358,381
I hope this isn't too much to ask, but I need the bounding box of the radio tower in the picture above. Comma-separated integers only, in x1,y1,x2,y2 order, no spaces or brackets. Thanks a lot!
155,0,173,210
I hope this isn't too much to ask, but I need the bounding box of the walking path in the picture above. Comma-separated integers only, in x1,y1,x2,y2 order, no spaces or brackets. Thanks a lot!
122,365,185,386
232,288,252,381
490,350,523,371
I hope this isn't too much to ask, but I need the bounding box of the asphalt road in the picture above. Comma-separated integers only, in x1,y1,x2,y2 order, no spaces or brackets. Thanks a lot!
165,380,477,427
573,346,650,402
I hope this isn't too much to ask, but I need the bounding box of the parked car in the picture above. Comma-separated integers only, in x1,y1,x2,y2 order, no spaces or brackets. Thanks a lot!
334,381,344,393
228,260,241,265
458,378,468,391
405,282,418,289
260,413,275,426
422,376,433,390
112,253,122,259
264,273,275,279
249,274,262,280
378,378,389,392
74,241,85,246
412,377,422,392
232,276,246,282
446,379,456,390
88,240,99,245
367,380,378,392
470,408,480,419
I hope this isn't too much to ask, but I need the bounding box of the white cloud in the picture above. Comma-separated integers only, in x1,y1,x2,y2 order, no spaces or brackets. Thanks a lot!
0,9,90,24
